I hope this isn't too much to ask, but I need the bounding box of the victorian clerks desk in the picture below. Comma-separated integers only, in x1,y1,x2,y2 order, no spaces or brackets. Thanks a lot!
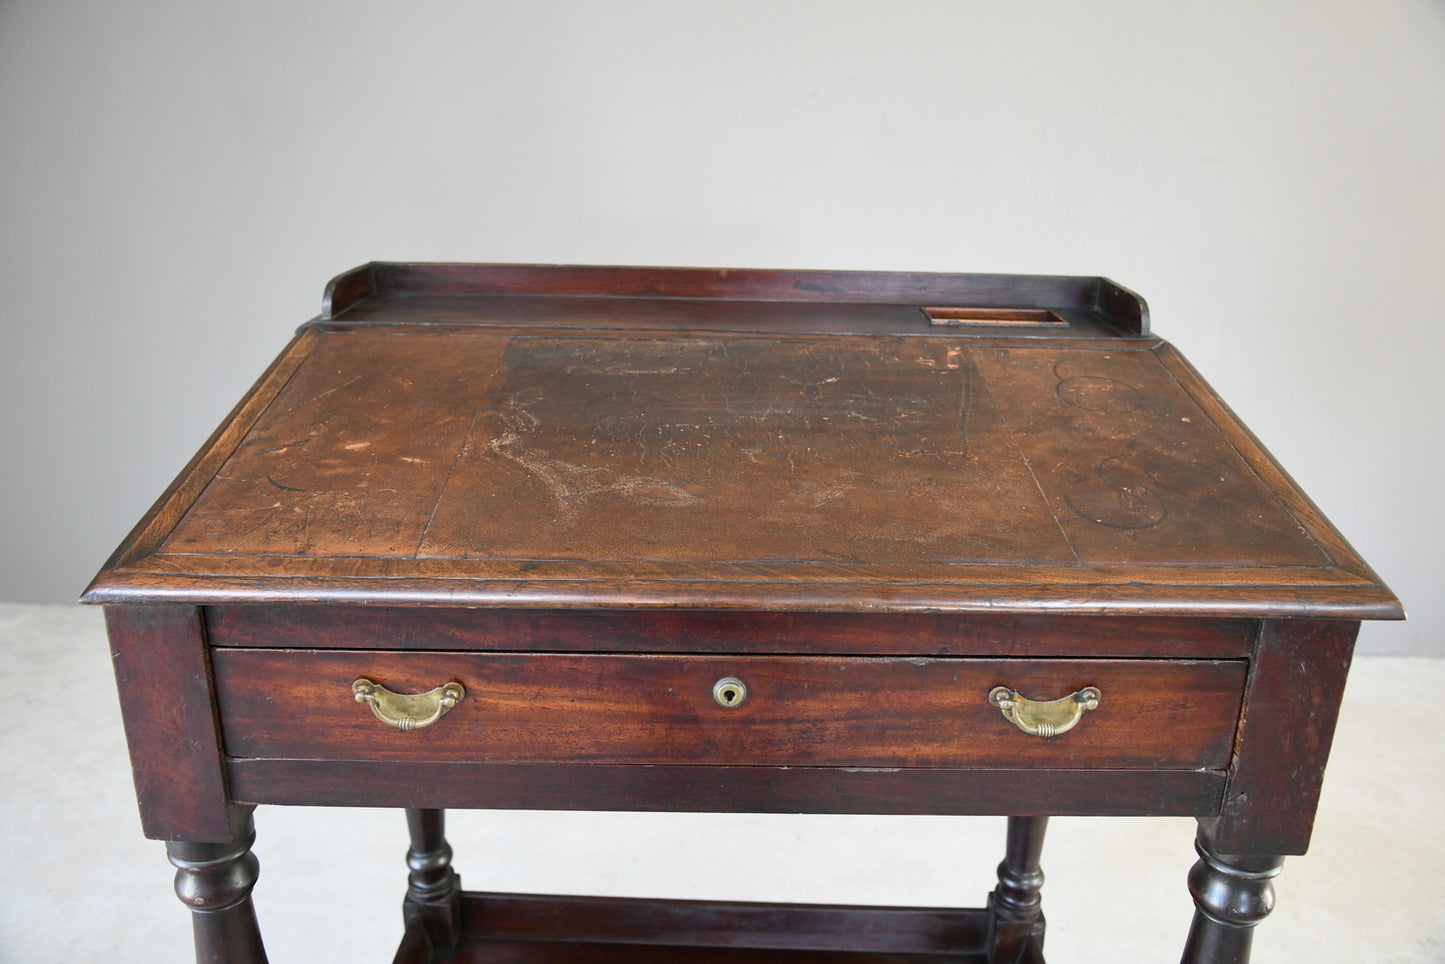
84,264,1401,964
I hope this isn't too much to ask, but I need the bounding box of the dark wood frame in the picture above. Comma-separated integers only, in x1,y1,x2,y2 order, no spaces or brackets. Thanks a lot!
87,264,1401,963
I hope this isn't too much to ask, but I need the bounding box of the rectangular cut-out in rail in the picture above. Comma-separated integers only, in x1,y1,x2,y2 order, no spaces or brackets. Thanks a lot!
924,307,1068,327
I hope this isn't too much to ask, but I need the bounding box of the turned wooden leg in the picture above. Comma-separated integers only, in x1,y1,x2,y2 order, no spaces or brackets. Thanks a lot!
989,816,1048,964
404,808,463,958
995,815,1048,921
1180,819,1286,964
166,806,267,964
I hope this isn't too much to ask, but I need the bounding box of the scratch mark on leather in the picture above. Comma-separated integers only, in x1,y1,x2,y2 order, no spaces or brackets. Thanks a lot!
278,376,363,415
483,393,698,522
489,426,698,520
261,438,311,455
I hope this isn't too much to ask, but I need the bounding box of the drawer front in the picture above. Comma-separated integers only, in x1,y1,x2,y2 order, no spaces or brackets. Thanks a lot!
212,650,1245,770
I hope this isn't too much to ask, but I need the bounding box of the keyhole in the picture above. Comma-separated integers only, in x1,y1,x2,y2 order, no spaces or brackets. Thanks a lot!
712,677,748,708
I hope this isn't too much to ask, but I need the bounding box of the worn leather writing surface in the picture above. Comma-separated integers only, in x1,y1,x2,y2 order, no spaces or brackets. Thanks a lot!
163,330,1321,570
163,332,509,557
418,336,1068,565
968,346,1327,567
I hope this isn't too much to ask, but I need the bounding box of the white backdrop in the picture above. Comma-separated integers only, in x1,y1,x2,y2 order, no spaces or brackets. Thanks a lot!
1,1,1438,653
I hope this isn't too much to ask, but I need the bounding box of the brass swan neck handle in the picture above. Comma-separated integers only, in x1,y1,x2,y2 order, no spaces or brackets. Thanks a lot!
352,678,465,731
988,685,1101,738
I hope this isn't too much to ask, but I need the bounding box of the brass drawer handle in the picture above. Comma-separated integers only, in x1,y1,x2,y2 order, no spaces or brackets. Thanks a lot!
988,685,1100,738
352,678,465,731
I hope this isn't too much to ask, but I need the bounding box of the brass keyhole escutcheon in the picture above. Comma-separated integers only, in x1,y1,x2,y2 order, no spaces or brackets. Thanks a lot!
713,676,748,708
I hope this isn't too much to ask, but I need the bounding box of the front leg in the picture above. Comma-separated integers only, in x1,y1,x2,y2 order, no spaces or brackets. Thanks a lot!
165,805,267,964
1180,818,1285,964
990,816,1048,963
404,808,462,957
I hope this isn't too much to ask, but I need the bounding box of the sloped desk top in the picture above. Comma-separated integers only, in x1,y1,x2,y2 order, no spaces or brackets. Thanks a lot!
84,263,1395,618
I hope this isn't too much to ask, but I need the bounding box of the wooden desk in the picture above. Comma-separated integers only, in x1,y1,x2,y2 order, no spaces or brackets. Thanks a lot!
85,264,1401,963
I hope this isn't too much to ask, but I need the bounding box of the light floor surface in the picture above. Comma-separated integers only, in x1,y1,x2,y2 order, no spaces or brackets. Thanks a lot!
1,603,1440,962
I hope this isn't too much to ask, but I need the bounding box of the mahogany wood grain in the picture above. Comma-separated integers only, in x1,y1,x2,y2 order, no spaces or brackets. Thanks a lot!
327,293,1128,340
325,263,1148,334
397,937,974,962
1181,820,1286,964
106,605,233,841
212,651,1245,769
392,891,993,963
225,760,1227,817
322,263,375,321
403,809,461,956
1215,619,1359,855
204,606,1257,658
91,562,1397,616
990,817,1050,963
994,817,1049,923
398,937,965,963
166,805,267,964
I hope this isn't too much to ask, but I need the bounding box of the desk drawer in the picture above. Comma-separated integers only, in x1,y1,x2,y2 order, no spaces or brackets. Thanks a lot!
212,650,1245,770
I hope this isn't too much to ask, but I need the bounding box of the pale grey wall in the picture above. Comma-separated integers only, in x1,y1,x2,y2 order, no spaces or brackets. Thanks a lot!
1,2,1438,653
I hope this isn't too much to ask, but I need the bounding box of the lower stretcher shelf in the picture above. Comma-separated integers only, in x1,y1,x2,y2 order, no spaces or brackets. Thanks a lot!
391,892,1045,964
